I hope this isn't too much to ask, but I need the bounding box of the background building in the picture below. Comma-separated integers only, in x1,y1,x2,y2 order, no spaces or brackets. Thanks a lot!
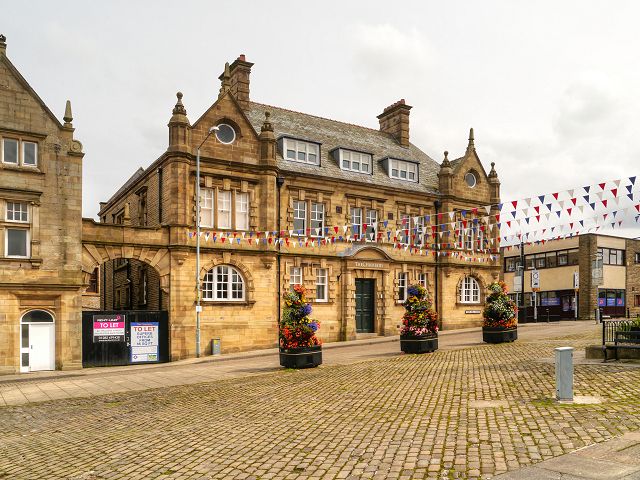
0,35,84,373
92,55,502,358
502,233,640,320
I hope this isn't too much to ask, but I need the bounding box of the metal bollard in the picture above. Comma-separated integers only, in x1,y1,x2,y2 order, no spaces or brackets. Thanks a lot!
555,347,574,402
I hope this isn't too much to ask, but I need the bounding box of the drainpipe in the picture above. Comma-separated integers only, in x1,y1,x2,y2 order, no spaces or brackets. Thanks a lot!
276,176,285,335
434,200,441,317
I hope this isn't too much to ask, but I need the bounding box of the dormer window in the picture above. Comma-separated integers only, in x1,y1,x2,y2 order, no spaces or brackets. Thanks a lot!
283,138,319,165
388,159,418,182
339,149,372,174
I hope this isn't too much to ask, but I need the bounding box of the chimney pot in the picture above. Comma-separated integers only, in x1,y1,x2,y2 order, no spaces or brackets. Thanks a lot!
377,99,412,147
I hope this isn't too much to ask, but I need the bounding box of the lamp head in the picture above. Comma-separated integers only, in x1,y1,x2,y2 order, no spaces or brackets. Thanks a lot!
209,126,220,134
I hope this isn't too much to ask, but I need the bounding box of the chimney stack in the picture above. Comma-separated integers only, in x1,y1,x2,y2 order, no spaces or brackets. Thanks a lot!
219,54,254,110
0,34,6,56
377,99,412,147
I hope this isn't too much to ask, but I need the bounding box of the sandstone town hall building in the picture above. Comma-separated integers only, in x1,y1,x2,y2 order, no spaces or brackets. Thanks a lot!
92,55,502,358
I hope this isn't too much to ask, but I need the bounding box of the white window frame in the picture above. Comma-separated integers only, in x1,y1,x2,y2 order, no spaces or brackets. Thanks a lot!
460,277,480,304
202,265,245,301
217,190,232,229
315,268,328,302
290,266,303,290
6,201,29,223
311,202,324,238
413,216,425,246
388,159,418,182
293,200,307,236
22,141,38,167
199,188,214,228
350,207,362,238
398,272,408,302
340,149,372,174
399,214,410,245
418,273,428,289
283,138,320,165
2,138,19,165
365,209,377,241
5,228,30,259
235,192,249,231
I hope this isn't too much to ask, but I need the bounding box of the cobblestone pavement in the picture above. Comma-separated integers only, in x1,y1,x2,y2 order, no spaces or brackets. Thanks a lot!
1,324,639,480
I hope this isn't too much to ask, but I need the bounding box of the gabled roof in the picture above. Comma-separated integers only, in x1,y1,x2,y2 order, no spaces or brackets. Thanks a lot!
0,54,64,130
103,167,145,208
244,102,441,194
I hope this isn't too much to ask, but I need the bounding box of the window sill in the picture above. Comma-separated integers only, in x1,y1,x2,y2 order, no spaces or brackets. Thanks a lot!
0,257,41,268
0,164,43,174
457,302,483,306
202,300,256,306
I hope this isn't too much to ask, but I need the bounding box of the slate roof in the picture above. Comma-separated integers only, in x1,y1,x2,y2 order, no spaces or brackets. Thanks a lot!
245,102,441,195
103,167,145,208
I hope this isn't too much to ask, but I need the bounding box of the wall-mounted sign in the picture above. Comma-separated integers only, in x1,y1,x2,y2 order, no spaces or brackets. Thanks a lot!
531,270,540,290
92,314,125,343
513,276,522,293
130,322,159,363
354,261,385,269
465,310,481,314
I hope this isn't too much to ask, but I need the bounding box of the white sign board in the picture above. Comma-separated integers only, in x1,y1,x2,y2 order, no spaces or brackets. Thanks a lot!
130,322,159,363
513,276,522,293
573,271,580,290
531,270,540,289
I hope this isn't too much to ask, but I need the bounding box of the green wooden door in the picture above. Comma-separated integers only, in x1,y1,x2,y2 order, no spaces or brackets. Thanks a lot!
355,279,375,333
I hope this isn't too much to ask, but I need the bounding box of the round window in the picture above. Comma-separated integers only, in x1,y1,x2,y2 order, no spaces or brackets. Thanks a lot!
215,124,236,144
465,172,477,188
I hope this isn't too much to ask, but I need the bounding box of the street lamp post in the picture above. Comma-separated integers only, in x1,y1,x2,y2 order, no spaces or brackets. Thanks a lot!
196,126,219,358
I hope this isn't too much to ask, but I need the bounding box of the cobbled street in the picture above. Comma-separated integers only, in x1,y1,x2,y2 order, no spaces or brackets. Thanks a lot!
1,323,639,480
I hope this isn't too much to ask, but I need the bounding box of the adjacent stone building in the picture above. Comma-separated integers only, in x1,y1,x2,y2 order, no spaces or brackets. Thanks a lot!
502,233,640,320
0,35,84,373
93,55,502,358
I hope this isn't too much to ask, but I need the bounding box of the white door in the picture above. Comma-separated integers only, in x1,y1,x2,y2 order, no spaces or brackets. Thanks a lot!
28,324,55,371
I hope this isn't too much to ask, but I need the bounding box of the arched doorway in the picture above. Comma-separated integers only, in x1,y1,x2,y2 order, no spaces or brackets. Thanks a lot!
20,310,55,372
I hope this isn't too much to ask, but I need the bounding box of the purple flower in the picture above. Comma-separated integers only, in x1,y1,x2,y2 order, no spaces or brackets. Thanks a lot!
407,285,421,298
309,322,318,332
301,303,313,317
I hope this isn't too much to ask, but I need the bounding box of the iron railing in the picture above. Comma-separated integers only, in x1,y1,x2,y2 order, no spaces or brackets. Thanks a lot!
602,319,636,345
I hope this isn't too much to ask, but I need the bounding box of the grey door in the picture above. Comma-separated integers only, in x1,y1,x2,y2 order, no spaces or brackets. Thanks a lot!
355,279,375,333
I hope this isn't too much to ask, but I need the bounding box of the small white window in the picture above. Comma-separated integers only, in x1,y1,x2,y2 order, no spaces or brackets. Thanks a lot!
217,190,231,229
365,209,377,241
22,142,38,167
293,201,307,235
2,138,18,164
418,273,428,289
350,207,362,237
311,203,324,238
460,277,480,304
283,138,320,165
414,216,425,246
399,214,410,245
340,149,372,174
202,265,245,301
388,159,418,182
290,266,303,290
236,192,249,230
316,268,328,302
215,124,236,144
6,228,29,258
398,272,407,302
199,188,214,228
465,172,477,188
6,202,28,222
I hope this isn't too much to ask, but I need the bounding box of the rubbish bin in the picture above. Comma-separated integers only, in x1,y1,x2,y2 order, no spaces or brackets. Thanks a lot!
211,338,221,355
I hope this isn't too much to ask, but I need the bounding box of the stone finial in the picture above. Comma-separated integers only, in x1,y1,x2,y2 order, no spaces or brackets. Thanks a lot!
489,161,498,178
218,62,231,99
261,111,273,133
466,127,475,153
441,150,450,167
63,100,73,127
172,91,187,116
0,34,6,55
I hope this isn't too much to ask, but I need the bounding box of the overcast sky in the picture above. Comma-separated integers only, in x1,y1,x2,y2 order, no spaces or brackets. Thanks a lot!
3,0,640,237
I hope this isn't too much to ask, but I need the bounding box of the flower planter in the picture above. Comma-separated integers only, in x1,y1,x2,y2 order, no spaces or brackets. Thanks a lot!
482,327,517,344
400,334,438,354
279,345,322,369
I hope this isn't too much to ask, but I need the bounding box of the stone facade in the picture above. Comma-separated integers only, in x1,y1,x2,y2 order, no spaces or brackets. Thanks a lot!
626,239,640,317
94,55,502,359
0,35,84,373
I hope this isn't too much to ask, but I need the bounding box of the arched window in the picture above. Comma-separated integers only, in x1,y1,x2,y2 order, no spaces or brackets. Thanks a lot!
22,310,54,322
202,265,245,301
460,277,480,304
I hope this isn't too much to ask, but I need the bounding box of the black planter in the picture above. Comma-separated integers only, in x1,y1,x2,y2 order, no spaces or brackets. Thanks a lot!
482,326,517,344
400,334,438,354
279,345,322,369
